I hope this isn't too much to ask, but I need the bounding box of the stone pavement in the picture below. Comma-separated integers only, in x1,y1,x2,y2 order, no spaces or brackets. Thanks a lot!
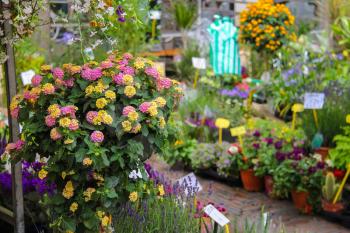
148,156,350,233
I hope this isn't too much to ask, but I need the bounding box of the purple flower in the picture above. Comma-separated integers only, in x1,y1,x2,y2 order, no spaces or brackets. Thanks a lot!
316,162,325,169
275,151,286,161
253,143,260,150
308,167,317,174
264,138,274,145
274,141,283,149
253,130,261,138
116,5,126,22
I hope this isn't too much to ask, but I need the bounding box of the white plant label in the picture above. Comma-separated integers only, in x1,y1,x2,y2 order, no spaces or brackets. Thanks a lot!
192,57,206,70
21,70,35,85
177,172,202,195
203,204,230,227
304,92,325,109
149,10,161,20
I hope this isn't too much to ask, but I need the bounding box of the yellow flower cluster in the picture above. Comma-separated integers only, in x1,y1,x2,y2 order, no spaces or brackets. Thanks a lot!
69,202,78,213
104,90,116,100
96,98,108,109
48,104,61,118
83,187,96,202
155,97,166,108
149,102,158,117
124,85,136,98
128,111,139,122
96,211,111,228
83,157,93,166
240,0,295,52
63,181,74,199
38,169,48,180
85,80,109,96
93,110,113,125
122,120,132,132
134,58,146,69
129,191,138,202
159,117,166,129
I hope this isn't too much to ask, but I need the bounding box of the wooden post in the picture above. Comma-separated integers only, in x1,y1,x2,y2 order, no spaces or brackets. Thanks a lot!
2,3,25,233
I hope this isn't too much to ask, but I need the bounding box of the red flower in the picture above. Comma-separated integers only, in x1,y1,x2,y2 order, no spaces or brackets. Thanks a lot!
333,169,346,180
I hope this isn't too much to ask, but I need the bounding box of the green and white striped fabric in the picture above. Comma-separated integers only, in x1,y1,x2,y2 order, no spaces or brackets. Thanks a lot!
208,16,241,75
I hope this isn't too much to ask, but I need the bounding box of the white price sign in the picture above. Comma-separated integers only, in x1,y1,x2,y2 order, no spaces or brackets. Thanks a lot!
304,93,325,109
21,70,35,85
192,57,206,70
204,204,230,227
177,172,202,196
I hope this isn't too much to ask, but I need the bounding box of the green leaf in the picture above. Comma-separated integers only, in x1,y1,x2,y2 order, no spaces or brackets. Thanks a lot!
75,147,87,162
105,176,119,188
101,154,110,166
62,217,76,231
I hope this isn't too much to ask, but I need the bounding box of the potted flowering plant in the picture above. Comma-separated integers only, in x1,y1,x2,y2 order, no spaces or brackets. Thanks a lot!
7,52,182,233
274,154,325,214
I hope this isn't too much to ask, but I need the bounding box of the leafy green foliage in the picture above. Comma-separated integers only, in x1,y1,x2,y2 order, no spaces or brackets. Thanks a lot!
330,125,350,169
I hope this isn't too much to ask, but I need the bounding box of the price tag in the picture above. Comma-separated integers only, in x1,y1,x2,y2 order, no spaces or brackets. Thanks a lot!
203,204,230,227
177,172,202,196
149,10,161,20
304,93,325,109
230,126,246,136
21,70,35,85
192,57,206,70
215,118,230,129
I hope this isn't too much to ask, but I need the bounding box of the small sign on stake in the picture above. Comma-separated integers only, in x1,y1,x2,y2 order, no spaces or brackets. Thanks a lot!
230,126,246,137
203,204,230,227
177,172,202,196
21,70,35,85
192,57,206,70
304,92,325,109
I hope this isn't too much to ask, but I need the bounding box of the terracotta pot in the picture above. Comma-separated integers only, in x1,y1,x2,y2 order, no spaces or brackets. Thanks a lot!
291,190,312,214
264,175,274,197
322,199,344,213
240,169,263,192
314,147,330,161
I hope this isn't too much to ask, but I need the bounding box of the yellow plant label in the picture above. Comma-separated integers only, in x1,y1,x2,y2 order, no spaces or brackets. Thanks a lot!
346,114,350,124
215,118,230,129
230,126,246,136
292,103,304,112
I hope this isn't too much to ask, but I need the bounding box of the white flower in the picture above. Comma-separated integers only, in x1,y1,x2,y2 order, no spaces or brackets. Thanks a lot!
312,153,322,162
228,145,238,155
97,0,105,9
325,159,333,167
107,7,115,16
129,169,142,180
23,6,33,15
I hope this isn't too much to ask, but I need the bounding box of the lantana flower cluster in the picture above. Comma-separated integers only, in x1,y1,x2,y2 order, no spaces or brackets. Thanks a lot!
8,52,182,233
239,0,296,52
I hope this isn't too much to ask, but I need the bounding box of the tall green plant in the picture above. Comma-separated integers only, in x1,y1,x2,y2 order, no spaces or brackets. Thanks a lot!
172,0,197,49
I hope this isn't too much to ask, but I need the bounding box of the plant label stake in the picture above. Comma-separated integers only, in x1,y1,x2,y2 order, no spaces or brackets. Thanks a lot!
203,204,230,233
333,164,350,204
150,10,161,39
215,118,230,145
304,93,325,148
192,57,206,88
20,70,35,86
176,172,202,196
291,103,304,130
230,126,246,153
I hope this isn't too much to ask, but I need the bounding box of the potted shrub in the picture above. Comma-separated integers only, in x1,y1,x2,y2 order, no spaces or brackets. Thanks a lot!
330,118,350,171
6,53,182,232
322,172,344,213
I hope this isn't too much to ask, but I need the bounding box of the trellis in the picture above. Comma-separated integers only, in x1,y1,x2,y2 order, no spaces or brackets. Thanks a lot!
0,3,25,233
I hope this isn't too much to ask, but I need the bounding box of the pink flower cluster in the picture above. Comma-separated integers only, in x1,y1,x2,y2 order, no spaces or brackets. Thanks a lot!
139,102,151,113
52,67,64,79
31,75,42,87
100,60,114,69
145,67,159,79
11,107,19,119
123,53,133,60
156,78,172,90
60,105,77,118
52,67,75,88
81,67,103,81
6,139,25,153
90,130,104,143
86,111,98,124
45,115,56,127
120,66,135,76
122,106,136,116
113,73,124,85
23,90,39,102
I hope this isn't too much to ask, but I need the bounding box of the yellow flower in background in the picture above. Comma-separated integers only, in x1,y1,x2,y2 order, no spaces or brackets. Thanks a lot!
96,98,108,109
83,157,93,166
159,117,166,129
40,64,51,72
105,90,116,100
131,123,141,134
124,86,136,98
122,120,132,132
129,191,138,202
148,105,158,117
97,211,105,218
346,114,350,124
155,97,166,108
61,171,67,180
48,104,61,118
94,83,105,93
158,185,165,196
102,114,113,125
128,111,139,121
70,202,78,213
134,58,145,69
38,169,48,180
101,216,110,227
83,188,96,202
64,138,74,145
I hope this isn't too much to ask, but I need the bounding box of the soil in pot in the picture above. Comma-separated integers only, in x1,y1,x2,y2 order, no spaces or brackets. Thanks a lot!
240,169,263,192
291,190,312,214
322,199,344,213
